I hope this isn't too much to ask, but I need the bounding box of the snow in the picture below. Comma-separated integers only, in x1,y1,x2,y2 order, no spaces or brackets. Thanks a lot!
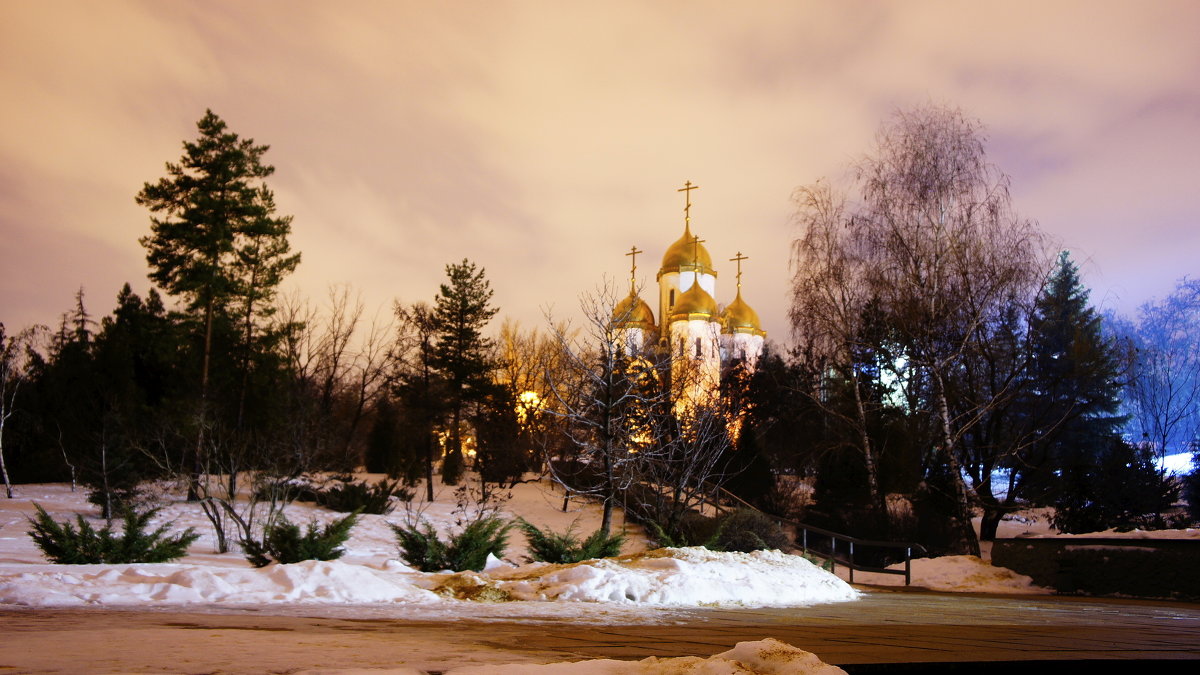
6,477,1194,671
436,638,846,674
0,480,856,610
290,639,845,675
1,480,863,672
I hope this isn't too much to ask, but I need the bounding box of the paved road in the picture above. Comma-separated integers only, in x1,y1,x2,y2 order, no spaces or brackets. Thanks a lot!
3,589,1199,673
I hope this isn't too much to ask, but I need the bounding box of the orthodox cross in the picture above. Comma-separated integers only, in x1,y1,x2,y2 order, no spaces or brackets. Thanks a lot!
730,252,749,290
677,180,699,225
625,245,643,293
691,235,706,271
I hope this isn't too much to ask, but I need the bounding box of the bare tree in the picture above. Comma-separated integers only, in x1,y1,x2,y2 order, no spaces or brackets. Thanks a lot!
631,356,734,536
791,182,886,512
276,285,396,470
1122,278,1200,463
1,324,44,498
791,104,1049,555
542,283,668,534
393,301,443,502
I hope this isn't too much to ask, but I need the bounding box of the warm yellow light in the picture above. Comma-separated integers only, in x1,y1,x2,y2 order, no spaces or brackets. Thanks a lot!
516,390,542,425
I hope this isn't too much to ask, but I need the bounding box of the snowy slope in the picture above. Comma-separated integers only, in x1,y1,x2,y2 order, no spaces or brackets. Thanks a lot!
0,480,856,610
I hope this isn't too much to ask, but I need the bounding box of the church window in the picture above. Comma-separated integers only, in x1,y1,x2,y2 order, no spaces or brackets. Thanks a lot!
669,289,675,308
695,337,702,358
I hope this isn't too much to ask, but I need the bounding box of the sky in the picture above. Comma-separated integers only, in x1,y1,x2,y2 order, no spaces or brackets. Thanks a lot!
2,0,1198,343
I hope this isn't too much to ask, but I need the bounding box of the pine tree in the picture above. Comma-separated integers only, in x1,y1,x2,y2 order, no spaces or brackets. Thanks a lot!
1024,252,1128,522
136,110,298,497
431,260,499,484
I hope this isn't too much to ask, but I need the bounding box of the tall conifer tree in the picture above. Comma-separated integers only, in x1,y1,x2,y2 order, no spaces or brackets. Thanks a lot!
431,259,498,484
1023,252,1129,528
136,110,298,496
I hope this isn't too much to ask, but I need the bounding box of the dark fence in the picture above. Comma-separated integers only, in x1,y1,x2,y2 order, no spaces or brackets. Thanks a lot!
992,536,1200,600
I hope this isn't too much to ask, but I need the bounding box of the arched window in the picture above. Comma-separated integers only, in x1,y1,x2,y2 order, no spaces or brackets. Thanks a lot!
695,337,702,358
669,289,675,308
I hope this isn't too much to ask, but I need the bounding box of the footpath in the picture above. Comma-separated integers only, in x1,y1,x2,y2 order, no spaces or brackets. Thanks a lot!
2,589,1199,673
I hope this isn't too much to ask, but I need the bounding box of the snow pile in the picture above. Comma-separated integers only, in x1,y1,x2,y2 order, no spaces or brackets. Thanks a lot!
491,547,858,606
302,639,845,675
0,559,440,607
889,555,1050,594
0,548,856,609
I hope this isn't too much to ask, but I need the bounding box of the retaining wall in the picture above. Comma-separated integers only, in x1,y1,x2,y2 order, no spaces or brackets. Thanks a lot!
991,536,1200,600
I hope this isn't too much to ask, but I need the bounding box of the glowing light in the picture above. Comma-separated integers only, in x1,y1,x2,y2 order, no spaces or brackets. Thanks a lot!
516,390,542,425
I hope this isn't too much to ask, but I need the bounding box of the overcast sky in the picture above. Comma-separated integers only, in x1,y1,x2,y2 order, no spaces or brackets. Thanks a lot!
2,0,1198,343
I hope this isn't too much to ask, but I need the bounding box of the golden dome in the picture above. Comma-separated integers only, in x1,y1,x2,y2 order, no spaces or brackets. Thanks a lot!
722,290,766,336
671,284,719,321
613,292,656,331
659,223,715,277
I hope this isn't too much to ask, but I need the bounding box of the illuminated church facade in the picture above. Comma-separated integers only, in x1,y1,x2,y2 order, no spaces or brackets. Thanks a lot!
612,182,766,408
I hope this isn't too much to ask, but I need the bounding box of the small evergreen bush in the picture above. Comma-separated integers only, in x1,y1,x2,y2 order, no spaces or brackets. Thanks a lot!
646,512,719,548
391,515,512,572
27,503,198,564
242,511,359,568
1185,461,1200,524
647,509,788,553
253,477,320,504
516,518,625,563
709,509,790,553
316,478,412,515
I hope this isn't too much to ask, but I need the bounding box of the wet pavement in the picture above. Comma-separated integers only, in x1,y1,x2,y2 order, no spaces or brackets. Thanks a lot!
2,588,1199,672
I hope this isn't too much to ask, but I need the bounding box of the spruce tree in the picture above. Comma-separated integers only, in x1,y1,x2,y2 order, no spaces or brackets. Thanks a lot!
1024,252,1128,524
431,260,498,484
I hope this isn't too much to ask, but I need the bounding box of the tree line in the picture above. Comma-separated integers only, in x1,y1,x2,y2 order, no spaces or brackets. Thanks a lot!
1,105,1197,559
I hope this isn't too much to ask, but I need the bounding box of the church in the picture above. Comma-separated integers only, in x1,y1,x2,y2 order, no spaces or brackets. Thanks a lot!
612,182,766,409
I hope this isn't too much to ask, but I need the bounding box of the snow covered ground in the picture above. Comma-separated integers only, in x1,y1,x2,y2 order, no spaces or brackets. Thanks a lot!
0,479,857,610
3,477,1195,672
0,479,861,672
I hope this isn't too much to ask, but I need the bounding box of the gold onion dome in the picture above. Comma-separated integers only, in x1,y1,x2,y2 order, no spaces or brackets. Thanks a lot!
671,284,719,321
722,290,765,336
613,292,656,331
659,224,715,276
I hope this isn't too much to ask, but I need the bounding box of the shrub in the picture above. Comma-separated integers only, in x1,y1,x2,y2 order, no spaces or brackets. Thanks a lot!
1185,462,1200,524
242,511,359,568
645,511,720,548
516,518,625,563
1052,439,1179,533
646,509,788,553
27,503,198,564
253,477,320,504
317,478,412,515
709,509,790,553
391,515,513,572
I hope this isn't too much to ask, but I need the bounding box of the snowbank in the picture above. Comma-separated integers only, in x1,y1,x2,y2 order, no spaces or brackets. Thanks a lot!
891,555,1049,594
0,559,439,607
490,547,857,606
0,547,857,609
299,639,846,675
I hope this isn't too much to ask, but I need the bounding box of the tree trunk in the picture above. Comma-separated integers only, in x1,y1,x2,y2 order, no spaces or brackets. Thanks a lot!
934,373,981,557
424,426,435,502
0,409,12,499
190,296,216,502
849,365,884,512
978,508,1002,541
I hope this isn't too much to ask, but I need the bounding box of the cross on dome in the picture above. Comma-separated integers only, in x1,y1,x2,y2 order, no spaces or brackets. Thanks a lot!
625,245,643,294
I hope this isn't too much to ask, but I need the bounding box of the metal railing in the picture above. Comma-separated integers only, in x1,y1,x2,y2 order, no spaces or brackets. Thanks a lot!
699,482,927,585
